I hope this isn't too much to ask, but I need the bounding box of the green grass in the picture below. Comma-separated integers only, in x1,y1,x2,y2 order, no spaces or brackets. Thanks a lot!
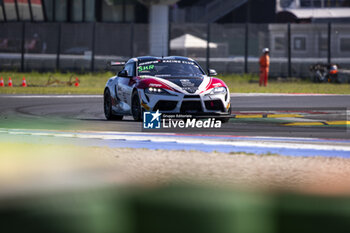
0,72,349,95
0,71,112,94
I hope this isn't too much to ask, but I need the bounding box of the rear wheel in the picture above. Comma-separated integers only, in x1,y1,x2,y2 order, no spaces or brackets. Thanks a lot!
104,89,123,121
132,91,142,121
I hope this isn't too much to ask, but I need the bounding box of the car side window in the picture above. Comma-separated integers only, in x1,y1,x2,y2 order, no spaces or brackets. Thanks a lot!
124,63,135,77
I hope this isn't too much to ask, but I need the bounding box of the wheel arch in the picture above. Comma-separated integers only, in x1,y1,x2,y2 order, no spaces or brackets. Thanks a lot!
104,87,111,95
132,87,140,101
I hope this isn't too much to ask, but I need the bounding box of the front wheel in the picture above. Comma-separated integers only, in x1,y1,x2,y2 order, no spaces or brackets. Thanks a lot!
104,89,123,121
131,91,142,121
220,107,231,123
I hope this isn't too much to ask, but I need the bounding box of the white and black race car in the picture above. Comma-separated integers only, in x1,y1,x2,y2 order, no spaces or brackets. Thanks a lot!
104,56,231,121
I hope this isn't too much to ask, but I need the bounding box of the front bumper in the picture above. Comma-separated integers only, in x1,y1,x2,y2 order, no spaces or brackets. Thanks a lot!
139,89,231,115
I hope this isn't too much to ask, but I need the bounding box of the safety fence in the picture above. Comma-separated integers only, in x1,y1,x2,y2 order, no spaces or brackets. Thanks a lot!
0,22,350,77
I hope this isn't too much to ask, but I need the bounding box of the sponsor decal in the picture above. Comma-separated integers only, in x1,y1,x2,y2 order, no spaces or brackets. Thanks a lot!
138,60,160,66
149,83,162,87
180,79,195,87
138,65,155,72
162,60,195,65
139,60,196,66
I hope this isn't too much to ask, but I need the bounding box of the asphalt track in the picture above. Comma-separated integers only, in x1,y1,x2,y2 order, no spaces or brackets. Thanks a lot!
0,94,349,139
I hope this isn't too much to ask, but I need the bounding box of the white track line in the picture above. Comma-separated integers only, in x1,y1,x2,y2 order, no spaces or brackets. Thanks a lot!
72,134,350,151
2,129,350,152
2,128,345,142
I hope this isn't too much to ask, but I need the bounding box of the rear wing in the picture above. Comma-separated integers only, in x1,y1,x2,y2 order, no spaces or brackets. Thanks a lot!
109,61,126,67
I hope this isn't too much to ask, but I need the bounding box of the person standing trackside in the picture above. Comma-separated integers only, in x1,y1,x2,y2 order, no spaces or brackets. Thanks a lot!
259,48,270,87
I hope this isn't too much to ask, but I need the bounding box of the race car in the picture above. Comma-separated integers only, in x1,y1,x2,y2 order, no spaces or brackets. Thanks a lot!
104,56,231,121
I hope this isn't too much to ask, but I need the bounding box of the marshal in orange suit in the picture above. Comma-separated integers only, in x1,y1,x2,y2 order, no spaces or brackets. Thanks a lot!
259,48,270,87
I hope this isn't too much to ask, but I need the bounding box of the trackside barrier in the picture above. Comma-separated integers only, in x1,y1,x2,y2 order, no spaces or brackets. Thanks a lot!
1,22,350,76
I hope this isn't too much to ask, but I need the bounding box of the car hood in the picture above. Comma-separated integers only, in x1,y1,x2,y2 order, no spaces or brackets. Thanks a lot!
162,77,204,93
138,75,226,95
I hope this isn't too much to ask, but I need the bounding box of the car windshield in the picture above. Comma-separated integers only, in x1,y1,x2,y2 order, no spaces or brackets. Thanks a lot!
137,59,204,77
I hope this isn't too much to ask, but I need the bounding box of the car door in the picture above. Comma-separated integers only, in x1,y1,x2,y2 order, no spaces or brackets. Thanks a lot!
116,62,136,114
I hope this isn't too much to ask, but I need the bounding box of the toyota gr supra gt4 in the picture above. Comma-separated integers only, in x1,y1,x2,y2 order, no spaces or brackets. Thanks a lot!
104,56,231,121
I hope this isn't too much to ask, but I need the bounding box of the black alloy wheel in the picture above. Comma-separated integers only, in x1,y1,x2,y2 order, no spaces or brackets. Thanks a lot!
132,91,142,121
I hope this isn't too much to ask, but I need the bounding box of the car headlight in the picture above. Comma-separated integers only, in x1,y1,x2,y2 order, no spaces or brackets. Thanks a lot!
145,87,171,95
208,87,227,95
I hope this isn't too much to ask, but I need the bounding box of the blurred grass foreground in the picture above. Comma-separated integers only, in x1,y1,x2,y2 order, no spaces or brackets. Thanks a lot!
0,71,350,94
1,142,350,233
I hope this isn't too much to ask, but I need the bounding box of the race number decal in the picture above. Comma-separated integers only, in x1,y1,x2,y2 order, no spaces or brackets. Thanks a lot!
138,65,155,72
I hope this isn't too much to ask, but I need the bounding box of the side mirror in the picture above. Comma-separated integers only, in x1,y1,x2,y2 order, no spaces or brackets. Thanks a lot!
118,70,129,77
208,69,217,76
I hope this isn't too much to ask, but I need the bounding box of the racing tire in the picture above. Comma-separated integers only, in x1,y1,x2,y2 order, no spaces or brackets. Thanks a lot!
132,91,142,121
219,111,231,123
220,107,232,123
104,89,123,121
